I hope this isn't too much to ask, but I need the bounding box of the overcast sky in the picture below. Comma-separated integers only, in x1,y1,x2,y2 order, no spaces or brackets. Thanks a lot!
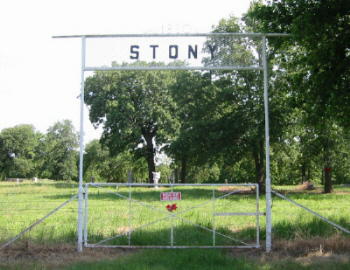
0,0,252,144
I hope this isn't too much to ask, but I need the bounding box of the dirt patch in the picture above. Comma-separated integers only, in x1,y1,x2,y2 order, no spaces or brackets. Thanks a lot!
226,236,350,266
218,186,255,195
295,181,316,191
1,236,349,269
274,183,350,195
0,242,137,269
270,235,350,256
334,191,350,195
116,226,132,234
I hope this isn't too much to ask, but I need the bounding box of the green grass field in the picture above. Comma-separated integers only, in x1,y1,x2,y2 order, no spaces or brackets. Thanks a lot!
0,181,349,269
84,183,260,248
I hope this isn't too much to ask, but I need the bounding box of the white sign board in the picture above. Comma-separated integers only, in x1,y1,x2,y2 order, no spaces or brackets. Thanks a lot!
160,192,182,201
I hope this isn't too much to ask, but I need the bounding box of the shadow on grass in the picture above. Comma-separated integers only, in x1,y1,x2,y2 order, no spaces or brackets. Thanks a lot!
66,249,263,270
85,221,259,248
271,216,350,240
1,219,259,250
5,212,348,249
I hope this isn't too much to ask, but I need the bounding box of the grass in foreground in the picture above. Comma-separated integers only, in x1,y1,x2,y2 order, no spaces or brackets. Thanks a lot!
0,181,349,269
65,248,350,270
1,238,350,270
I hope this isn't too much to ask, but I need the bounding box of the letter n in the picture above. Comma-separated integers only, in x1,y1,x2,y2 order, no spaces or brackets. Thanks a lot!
188,45,197,59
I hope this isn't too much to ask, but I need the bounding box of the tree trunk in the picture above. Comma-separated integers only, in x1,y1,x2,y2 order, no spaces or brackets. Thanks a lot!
253,140,266,193
323,141,333,193
301,162,306,183
181,157,187,183
144,134,156,183
174,168,179,183
146,151,155,184
324,166,333,193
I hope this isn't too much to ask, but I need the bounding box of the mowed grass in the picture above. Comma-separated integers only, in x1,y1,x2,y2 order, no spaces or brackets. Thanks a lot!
0,182,260,247
0,181,349,269
0,181,79,244
270,184,350,239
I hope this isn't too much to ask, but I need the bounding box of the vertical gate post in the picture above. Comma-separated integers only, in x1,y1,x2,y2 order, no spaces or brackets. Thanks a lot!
77,36,86,253
262,35,272,252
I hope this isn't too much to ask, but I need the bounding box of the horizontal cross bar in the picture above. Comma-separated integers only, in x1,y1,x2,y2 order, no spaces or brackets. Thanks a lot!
84,66,265,71
53,33,290,39
86,183,258,187
86,244,260,249
215,212,265,216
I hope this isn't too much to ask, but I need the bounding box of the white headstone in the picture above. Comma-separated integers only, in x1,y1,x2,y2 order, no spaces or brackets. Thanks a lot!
152,172,161,189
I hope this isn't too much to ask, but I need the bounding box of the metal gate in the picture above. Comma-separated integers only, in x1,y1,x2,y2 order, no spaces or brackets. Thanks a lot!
84,183,263,249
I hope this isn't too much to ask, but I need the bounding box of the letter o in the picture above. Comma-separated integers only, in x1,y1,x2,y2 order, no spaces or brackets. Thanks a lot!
169,45,178,59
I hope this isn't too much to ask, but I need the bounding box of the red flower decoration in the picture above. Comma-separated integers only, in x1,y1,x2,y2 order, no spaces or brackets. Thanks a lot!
166,204,178,212
325,167,330,172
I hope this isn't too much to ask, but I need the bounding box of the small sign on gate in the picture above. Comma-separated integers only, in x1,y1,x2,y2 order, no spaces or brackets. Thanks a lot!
160,192,181,201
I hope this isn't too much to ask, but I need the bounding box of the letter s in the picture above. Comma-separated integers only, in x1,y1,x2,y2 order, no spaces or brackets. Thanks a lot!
130,45,139,59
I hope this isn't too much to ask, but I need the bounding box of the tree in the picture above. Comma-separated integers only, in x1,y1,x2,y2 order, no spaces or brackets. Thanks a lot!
83,139,107,182
166,70,213,183
0,124,40,179
84,61,178,183
185,16,289,191
38,120,79,180
247,0,350,192
83,139,148,183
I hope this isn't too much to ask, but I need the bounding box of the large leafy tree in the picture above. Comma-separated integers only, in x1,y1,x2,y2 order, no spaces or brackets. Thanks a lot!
84,62,178,183
247,0,350,192
38,120,79,180
166,70,214,183
83,139,108,182
83,139,148,182
0,124,40,178
181,16,289,191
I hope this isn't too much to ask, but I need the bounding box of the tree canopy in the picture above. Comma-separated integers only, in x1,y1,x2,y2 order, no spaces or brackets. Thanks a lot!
246,0,350,192
0,124,40,178
37,120,79,180
84,61,178,183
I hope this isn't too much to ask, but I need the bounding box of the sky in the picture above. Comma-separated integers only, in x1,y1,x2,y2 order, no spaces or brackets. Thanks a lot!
0,0,252,144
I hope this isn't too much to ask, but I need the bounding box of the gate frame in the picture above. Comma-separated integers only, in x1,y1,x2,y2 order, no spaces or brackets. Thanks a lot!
53,33,290,252
83,183,263,249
